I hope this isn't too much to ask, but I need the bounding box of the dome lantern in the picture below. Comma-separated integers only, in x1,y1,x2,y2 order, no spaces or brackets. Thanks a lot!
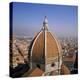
43,16,48,30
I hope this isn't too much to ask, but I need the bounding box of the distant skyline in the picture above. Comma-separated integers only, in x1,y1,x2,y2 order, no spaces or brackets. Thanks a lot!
12,2,78,38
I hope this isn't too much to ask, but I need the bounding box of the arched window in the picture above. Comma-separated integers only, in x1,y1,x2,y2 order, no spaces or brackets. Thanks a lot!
51,63,55,67
16,57,19,61
36,64,40,69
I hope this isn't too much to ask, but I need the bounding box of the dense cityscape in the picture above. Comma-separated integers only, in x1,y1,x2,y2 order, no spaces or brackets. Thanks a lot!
10,36,78,77
10,2,78,78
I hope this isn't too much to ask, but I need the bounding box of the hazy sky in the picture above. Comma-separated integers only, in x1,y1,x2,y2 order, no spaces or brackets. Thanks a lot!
12,2,78,38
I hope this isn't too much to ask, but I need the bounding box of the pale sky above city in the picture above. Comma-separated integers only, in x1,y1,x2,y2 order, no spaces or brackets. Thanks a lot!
11,2,78,38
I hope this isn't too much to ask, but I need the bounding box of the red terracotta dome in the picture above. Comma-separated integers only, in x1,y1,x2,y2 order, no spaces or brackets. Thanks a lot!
30,16,62,74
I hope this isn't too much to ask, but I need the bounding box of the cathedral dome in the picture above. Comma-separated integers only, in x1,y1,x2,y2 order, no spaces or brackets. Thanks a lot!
30,16,62,73
31,30,62,62
31,17,62,62
22,17,70,77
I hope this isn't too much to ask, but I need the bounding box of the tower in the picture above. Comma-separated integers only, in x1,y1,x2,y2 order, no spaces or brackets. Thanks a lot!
30,16,62,75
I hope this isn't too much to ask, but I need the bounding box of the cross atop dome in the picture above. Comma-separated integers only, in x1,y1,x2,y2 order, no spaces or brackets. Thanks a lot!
44,16,48,24
43,16,48,30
